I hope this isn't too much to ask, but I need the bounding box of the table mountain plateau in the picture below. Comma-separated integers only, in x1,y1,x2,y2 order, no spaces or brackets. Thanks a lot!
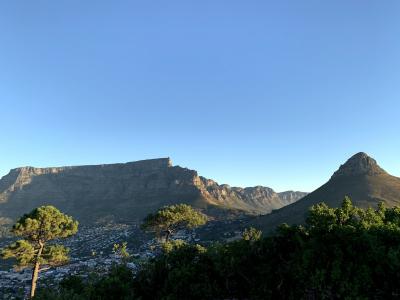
251,152,400,233
0,158,306,224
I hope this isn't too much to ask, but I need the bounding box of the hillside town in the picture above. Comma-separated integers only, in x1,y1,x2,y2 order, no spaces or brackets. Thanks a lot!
0,217,245,299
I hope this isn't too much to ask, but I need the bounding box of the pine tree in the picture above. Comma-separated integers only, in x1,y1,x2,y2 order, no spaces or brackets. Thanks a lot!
1,206,78,298
142,204,207,242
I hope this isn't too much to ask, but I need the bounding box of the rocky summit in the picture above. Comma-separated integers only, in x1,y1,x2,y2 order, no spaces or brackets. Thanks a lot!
0,158,306,224
331,152,387,179
251,152,400,233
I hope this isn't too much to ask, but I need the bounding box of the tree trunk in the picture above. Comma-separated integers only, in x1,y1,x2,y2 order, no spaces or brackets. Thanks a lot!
165,229,172,242
30,241,44,299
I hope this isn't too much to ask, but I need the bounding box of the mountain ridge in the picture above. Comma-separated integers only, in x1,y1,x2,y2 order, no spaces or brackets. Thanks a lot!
0,158,306,224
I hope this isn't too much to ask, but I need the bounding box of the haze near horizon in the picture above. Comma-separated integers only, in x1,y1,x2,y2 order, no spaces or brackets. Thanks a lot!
0,1,399,192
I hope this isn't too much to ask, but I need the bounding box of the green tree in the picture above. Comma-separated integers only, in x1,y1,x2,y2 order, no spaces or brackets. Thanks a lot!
141,204,207,242
0,206,78,298
242,227,262,242
113,242,130,263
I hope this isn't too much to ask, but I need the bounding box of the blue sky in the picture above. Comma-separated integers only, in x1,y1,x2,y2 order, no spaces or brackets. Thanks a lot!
0,1,399,192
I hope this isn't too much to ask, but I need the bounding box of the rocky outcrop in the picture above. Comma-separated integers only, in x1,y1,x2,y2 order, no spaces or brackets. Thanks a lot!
0,158,306,223
331,152,387,179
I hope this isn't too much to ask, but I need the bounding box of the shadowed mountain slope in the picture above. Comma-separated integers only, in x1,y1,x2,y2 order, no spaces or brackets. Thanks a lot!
0,158,306,224
251,152,400,232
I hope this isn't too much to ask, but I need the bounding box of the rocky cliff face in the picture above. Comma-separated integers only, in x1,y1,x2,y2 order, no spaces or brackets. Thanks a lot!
0,158,306,224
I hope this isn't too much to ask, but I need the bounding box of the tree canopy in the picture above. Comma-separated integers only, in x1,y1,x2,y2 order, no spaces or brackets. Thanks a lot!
141,204,207,241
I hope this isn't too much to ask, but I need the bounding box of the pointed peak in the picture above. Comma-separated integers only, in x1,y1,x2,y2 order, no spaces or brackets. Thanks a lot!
331,152,387,179
349,152,372,160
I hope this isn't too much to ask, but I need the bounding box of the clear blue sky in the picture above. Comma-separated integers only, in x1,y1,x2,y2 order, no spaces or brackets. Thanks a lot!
0,1,399,192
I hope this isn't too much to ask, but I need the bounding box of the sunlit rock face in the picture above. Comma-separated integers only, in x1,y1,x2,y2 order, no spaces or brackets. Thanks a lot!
0,158,306,224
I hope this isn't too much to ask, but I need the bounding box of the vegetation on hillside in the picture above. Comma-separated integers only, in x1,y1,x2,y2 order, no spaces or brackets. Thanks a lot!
31,197,400,299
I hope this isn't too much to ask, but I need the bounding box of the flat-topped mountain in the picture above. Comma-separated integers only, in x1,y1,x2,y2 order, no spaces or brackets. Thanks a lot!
251,152,400,232
0,158,306,224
